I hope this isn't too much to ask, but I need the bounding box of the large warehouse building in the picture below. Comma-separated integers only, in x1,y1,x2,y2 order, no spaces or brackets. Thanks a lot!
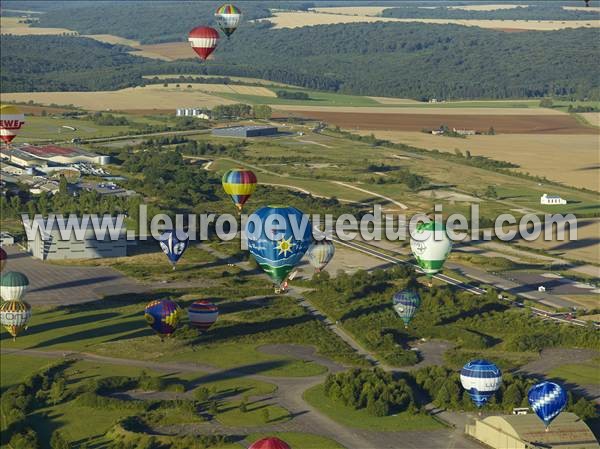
465,413,599,449
28,217,128,260
1,145,109,167
212,125,278,138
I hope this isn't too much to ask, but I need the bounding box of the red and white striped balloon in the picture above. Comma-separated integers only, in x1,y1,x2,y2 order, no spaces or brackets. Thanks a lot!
188,300,218,331
188,26,220,60
0,105,25,144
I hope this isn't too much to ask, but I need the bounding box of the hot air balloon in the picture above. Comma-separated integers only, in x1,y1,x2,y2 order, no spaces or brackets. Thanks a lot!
0,248,6,272
410,221,452,277
222,168,257,213
0,300,32,340
460,360,502,409
188,300,218,331
0,104,25,145
0,271,29,301
159,230,189,269
528,381,567,430
188,26,219,60
392,289,421,328
245,205,312,292
144,299,181,339
215,3,242,38
306,239,335,272
249,437,291,449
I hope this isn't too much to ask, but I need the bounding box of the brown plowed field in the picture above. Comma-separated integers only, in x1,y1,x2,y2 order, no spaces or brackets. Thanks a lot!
282,111,598,134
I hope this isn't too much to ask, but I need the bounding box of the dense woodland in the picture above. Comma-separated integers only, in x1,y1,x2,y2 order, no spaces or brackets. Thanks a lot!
2,13,598,99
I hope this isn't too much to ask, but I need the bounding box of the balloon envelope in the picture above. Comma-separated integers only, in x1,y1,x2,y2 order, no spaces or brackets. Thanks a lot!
188,300,218,331
245,205,312,285
188,26,219,60
392,289,421,327
249,438,291,449
0,271,29,301
159,230,189,266
215,3,242,37
0,104,25,144
460,359,502,408
0,247,6,272
0,299,32,338
528,381,567,428
222,168,257,212
410,221,452,276
144,299,181,337
307,239,335,272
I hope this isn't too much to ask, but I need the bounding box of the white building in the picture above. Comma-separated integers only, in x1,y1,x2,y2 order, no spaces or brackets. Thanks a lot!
176,108,210,119
28,216,127,260
540,193,567,205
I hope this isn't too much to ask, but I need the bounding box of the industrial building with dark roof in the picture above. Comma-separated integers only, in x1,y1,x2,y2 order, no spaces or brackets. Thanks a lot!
212,125,278,138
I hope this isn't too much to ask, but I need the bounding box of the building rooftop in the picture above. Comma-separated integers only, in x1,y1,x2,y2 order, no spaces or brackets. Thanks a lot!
483,413,599,449
17,145,94,158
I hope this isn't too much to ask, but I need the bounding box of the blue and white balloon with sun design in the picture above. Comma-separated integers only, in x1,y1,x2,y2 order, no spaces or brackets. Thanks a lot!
245,205,312,286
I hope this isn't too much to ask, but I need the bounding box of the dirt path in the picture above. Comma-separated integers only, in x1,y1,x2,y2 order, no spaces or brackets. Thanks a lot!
331,181,409,210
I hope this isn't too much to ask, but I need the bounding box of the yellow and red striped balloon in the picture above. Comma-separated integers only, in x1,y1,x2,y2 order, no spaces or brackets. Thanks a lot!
0,105,25,144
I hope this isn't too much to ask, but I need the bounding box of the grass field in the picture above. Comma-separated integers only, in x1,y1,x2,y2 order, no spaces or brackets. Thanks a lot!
303,384,443,431
266,11,600,31
549,359,600,385
356,130,600,191
247,432,345,449
217,400,291,427
11,115,133,142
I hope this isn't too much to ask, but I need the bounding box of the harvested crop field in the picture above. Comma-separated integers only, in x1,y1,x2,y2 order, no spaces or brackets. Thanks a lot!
191,84,276,97
579,112,600,127
311,6,389,16
282,110,596,134
133,42,193,61
0,16,74,35
276,105,562,115
266,11,600,30
355,130,600,191
1,85,234,111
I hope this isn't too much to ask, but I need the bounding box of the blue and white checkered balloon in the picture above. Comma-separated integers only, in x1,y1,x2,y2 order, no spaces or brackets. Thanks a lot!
528,381,567,429
460,359,502,408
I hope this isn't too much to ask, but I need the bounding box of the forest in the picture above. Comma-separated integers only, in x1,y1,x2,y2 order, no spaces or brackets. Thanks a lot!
3,20,598,99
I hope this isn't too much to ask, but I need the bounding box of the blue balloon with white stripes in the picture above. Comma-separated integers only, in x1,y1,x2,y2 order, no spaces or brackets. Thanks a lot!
528,381,567,429
159,230,189,268
460,360,502,408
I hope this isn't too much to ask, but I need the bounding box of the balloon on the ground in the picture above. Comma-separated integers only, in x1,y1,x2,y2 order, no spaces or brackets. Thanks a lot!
144,299,181,337
528,381,567,429
392,289,421,327
0,104,25,144
0,299,32,339
245,205,312,287
188,26,220,60
215,3,241,38
0,271,29,301
222,168,257,212
0,247,6,272
248,437,291,449
306,239,335,272
460,359,502,408
410,221,452,276
188,300,218,331
159,230,189,268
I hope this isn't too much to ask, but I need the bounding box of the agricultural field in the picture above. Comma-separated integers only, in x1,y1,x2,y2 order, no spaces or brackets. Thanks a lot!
354,131,600,191
0,16,73,35
266,10,600,31
10,115,133,141
2,84,235,111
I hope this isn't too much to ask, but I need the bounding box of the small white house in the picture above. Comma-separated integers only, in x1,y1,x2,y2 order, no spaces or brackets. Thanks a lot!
538,286,546,292
540,193,567,205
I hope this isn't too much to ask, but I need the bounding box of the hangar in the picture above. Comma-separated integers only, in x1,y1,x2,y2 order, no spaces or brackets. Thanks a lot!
465,413,599,449
212,125,278,138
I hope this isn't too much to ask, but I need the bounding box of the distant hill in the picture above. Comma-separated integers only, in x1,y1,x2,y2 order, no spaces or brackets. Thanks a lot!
2,19,598,100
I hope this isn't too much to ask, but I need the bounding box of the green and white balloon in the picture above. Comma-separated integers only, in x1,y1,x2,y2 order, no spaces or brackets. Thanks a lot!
410,221,452,276
0,271,30,301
